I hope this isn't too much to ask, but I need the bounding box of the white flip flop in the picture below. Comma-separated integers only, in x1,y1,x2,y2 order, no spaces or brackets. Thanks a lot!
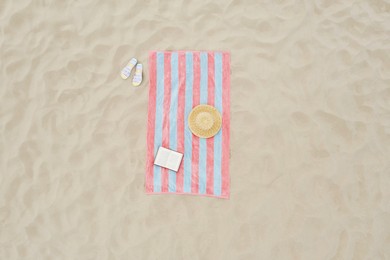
132,64,143,86
120,58,137,79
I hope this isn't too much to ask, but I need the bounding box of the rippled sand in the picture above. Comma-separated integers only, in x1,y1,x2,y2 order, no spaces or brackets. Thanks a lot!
1,0,390,259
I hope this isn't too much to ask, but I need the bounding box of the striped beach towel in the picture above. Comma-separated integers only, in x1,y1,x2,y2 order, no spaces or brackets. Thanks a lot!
145,51,230,198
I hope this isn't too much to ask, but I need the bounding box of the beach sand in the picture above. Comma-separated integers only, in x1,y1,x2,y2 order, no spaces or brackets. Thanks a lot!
1,0,390,259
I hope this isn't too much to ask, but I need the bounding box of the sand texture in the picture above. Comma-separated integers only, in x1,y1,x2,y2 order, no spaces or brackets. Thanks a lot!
1,0,390,259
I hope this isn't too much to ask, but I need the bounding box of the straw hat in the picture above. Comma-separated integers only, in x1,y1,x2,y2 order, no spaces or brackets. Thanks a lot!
188,105,222,138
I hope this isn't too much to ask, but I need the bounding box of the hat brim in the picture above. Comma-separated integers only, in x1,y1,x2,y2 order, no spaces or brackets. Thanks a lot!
188,105,222,138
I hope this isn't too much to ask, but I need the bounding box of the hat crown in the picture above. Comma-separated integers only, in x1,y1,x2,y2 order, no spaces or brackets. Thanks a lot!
196,112,214,130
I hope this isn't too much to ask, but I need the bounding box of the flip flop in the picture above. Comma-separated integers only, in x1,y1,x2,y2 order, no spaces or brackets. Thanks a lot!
120,58,137,79
132,64,143,86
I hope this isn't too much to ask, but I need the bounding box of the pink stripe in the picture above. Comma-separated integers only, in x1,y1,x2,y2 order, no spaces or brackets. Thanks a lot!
191,52,201,193
176,52,186,193
145,52,157,193
206,52,215,195
221,53,230,197
161,53,171,192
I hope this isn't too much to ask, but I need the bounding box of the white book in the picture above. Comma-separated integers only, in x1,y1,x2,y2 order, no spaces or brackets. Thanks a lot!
153,147,183,172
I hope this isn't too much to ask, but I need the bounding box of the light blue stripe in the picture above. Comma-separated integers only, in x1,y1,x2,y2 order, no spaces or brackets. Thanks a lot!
153,52,164,192
213,53,223,196
199,52,208,194
183,52,193,193
168,52,178,192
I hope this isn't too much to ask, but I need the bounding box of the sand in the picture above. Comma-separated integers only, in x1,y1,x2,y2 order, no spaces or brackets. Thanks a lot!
1,0,390,259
